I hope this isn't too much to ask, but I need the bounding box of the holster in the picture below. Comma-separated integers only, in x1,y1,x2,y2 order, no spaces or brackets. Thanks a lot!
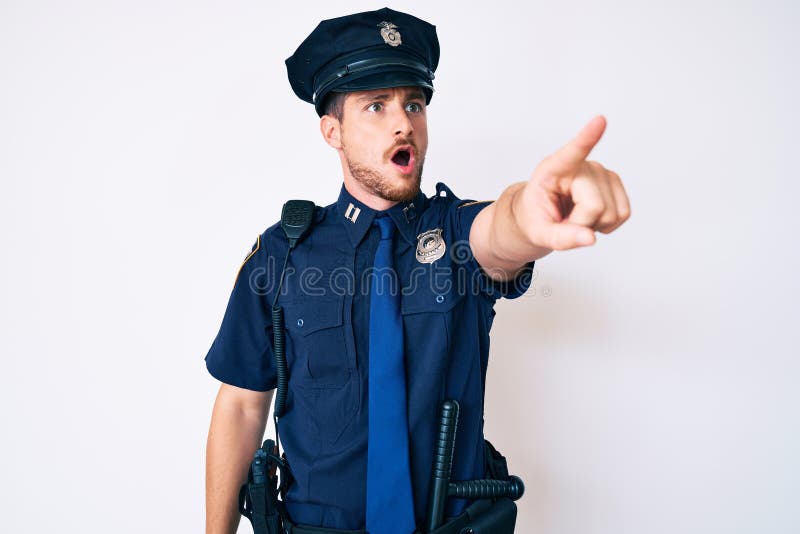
425,498,517,534
422,439,519,534
239,440,289,534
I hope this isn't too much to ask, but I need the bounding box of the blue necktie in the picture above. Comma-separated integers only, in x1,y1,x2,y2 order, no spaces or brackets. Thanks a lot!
366,216,416,534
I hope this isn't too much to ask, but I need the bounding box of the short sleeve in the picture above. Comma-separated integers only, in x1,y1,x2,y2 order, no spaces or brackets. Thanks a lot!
204,235,277,391
440,183,535,301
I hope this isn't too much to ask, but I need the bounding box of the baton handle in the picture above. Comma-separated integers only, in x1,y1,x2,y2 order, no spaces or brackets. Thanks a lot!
448,476,525,500
425,399,460,532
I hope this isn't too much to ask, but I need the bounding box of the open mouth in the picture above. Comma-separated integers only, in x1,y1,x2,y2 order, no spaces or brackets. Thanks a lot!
390,146,414,173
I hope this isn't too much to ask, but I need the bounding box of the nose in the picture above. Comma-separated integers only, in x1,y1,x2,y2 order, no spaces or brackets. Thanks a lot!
391,104,413,137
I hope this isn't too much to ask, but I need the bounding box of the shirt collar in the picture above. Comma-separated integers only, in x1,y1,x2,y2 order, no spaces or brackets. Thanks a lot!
336,183,428,248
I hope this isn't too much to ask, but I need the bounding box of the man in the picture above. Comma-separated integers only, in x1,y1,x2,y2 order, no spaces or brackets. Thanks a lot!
205,7,630,534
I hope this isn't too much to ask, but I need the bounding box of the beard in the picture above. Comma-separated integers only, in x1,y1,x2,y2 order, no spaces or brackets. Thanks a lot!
342,145,424,203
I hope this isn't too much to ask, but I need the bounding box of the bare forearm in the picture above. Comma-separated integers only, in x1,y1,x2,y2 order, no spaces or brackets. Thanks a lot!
206,387,272,534
471,182,552,279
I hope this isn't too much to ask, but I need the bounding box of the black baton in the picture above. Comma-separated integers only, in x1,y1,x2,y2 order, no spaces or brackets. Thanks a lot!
425,399,460,532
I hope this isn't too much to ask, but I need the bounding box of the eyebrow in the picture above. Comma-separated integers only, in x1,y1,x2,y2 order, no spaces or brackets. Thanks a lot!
356,90,426,103
357,93,391,103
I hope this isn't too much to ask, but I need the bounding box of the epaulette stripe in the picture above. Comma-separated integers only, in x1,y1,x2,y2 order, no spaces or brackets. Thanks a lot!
233,235,261,288
458,200,494,208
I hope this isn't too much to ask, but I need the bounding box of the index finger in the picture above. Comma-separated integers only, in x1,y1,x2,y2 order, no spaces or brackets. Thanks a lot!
544,115,607,175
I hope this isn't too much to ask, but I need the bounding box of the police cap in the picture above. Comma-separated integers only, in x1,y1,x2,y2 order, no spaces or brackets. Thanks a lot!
286,7,440,116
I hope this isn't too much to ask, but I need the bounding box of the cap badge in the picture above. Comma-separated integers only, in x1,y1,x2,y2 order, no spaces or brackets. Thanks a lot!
416,228,446,264
378,21,402,47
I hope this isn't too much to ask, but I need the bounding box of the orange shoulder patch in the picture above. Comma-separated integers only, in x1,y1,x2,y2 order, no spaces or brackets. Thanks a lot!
233,235,261,287
457,200,494,208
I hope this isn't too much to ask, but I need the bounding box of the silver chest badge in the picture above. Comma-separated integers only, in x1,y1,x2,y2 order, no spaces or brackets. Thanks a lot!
378,21,402,47
416,229,446,264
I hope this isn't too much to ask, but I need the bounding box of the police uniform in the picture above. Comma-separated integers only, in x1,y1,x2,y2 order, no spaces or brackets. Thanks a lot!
205,7,534,533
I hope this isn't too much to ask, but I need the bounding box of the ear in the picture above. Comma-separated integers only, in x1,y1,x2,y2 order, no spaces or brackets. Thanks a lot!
320,114,342,149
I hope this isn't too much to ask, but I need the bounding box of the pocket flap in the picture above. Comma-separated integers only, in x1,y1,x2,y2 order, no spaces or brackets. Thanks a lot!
401,288,464,315
283,296,343,336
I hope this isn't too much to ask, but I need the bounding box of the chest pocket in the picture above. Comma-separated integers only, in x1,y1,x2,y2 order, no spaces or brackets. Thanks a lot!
401,285,465,364
282,295,359,446
283,295,354,385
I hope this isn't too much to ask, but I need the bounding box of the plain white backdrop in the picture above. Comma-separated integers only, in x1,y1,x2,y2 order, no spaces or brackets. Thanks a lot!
1,1,798,532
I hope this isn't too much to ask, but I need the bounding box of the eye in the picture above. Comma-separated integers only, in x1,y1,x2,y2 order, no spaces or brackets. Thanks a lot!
405,102,423,113
366,102,383,112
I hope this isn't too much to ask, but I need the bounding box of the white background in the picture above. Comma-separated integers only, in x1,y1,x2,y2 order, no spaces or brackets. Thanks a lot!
1,1,798,532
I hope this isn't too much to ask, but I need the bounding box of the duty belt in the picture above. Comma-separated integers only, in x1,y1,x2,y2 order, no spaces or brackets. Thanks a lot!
240,399,524,534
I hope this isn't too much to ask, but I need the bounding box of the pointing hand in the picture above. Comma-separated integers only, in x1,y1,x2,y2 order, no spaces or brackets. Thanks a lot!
516,116,631,251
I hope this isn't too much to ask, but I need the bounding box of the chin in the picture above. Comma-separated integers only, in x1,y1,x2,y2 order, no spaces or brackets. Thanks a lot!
348,160,423,203
381,174,421,202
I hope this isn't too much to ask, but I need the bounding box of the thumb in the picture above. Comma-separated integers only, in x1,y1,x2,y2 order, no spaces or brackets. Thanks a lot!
544,115,607,175
538,221,596,251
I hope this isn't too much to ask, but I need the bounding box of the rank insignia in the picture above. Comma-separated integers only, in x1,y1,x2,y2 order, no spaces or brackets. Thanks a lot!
344,202,361,223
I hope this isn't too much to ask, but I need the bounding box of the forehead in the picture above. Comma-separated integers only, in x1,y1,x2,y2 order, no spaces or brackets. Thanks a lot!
345,86,426,104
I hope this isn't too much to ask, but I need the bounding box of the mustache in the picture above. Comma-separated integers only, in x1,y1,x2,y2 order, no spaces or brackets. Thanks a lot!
384,138,417,160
